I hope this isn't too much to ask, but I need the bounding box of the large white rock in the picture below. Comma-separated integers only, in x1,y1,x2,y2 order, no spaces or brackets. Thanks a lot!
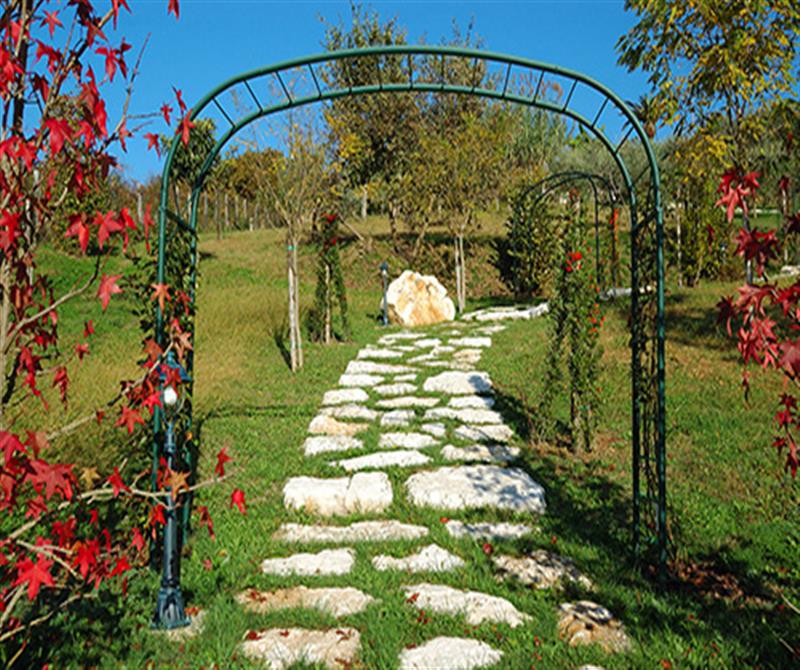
454,424,514,443
445,520,535,541
240,627,360,670
441,444,520,464
345,360,414,375
332,450,430,472
406,465,546,513
381,409,416,427
260,548,355,576
386,270,456,327
398,637,502,670
379,432,439,449
320,405,379,421
377,396,439,409
236,586,375,617
424,407,504,424
308,415,367,437
283,473,393,516
449,395,496,409
274,520,428,543
423,371,493,395
372,544,465,573
402,583,530,627
303,435,363,456
420,422,447,437
322,388,369,406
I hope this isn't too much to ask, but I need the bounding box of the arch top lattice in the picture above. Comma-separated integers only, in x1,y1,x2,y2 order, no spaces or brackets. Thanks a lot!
154,45,667,577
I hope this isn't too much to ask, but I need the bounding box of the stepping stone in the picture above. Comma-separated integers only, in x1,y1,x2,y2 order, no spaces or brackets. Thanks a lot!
372,544,465,573
357,347,404,360
406,465,546,513
377,396,439,409
339,373,383,387
322,388,369,406
423,371,493,395
320,405,379,421
379,332,425,342
441,444,520,464
478,325,506,334
399,637,502,670
308,415,367,437
379,432,438,449
283,473,392,516
394,373,417,382
449,395,496,409
237,586,376,617
241,627,360,670
557,601,631,653
381,409,415,427
413,337,441,348
420,422,446,438
463,304,548,322
408,353,438,363
454,424,514,443
304,435,363,456
331,450,430,472
374,382,417,396
260,548,355,576
274,520,428,543
422,360,450,368
424,407,504,424
431,345,456,355
402,583,530,627
445,520,535,541
494,551,593,590
449,336,492,347
346,361,414,375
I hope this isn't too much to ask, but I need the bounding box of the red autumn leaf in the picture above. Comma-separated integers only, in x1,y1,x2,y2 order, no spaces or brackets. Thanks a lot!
75,341,90,363
150,503,167,527
110,556,131,577
26,459,74,501
116,406,144,435
84,320,95,338
0,431,23,466
110,0,131,28
168,0,180,19
14,555,55,600
131,527,145,553
97,274,122,311
173,87,187,114
65,213,90,254
481,542,494,556
145,132,161,157
178,114,195,147
40,10,63,38
160,103,173,126
93,211,123,249
150,283,170,312
73,540,99,579
43,118,71,155
230,488,246,514
196,505,215,538
52,366,68,405
143,203,155,252
107,466,130,497
215,446,232,477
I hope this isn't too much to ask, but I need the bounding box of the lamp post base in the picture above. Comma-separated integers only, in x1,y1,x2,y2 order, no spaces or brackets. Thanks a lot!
152,586,190,630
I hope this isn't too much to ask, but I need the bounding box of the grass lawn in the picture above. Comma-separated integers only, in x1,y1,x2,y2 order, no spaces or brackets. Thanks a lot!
13,225,799,669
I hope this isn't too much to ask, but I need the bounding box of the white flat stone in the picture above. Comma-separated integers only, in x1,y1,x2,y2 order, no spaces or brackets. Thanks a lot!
402,583,530,627
408,353,438,363
494,551,593,590
374,382,417,396
478,325,506,334
322,388,369,406
449,395,496,409
413,338,442,348
304,436,363,456
463,304,549,322
372,544,465,573
424,407,504,424
449,337,492,347
346,360,414,375
445,520,535,541
339,373,383,387
274,520,429,543
431,345,456,355
241,627,360,670
260,548,355,576
406,465,546,513
394,373,417,382
420,422,447,437
237,586,376,617
423,371,493,395
441,444,520,463
377,396,440,409
308,415,367,437
381,409,415,427
380,432,439,449
332,450,430,471
357,347,404,360
379,332,426,342
319,405,379,421
454,424,514,443
399,637,502,670
283,473,393,516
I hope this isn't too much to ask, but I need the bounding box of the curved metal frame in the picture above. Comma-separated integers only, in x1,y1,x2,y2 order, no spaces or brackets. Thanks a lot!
154,45,667,575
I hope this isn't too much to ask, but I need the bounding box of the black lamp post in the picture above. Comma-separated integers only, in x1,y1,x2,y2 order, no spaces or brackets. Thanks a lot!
153,351,191,630
380,261,389,326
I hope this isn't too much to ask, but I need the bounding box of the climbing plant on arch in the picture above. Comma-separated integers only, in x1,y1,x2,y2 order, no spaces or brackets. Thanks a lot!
153,45,668,574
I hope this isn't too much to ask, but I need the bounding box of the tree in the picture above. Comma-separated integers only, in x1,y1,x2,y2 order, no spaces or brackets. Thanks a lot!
308,213,349,343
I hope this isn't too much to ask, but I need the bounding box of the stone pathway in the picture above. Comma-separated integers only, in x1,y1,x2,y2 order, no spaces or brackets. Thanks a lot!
237,306,628,669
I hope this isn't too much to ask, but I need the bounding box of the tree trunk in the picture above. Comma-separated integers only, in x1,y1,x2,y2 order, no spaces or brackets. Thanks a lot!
287,232,302,372
388,200,399,249
676,201,683,288
324,264,331,344
215,192,221,240
454,233,465,314
292,241,303,369
361,185,368,220
224,192,229,233
233,195,239,229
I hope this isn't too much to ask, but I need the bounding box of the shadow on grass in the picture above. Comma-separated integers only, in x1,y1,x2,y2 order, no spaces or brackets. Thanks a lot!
489,380,799,668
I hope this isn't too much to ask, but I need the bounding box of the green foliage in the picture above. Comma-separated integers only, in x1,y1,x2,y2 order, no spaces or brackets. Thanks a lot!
163,118,219,186
307,214,350,342
539,207,603,451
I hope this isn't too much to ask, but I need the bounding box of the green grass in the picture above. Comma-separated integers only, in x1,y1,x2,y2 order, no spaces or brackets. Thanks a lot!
14,225,800,668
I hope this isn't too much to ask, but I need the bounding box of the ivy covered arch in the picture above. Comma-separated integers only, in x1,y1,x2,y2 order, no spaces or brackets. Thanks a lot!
154,45,667,574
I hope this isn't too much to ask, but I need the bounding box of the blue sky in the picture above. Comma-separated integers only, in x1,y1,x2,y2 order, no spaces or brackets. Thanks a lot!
109,1,648,182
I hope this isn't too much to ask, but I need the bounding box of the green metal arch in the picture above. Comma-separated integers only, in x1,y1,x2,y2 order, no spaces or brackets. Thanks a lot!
154,45,667,576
